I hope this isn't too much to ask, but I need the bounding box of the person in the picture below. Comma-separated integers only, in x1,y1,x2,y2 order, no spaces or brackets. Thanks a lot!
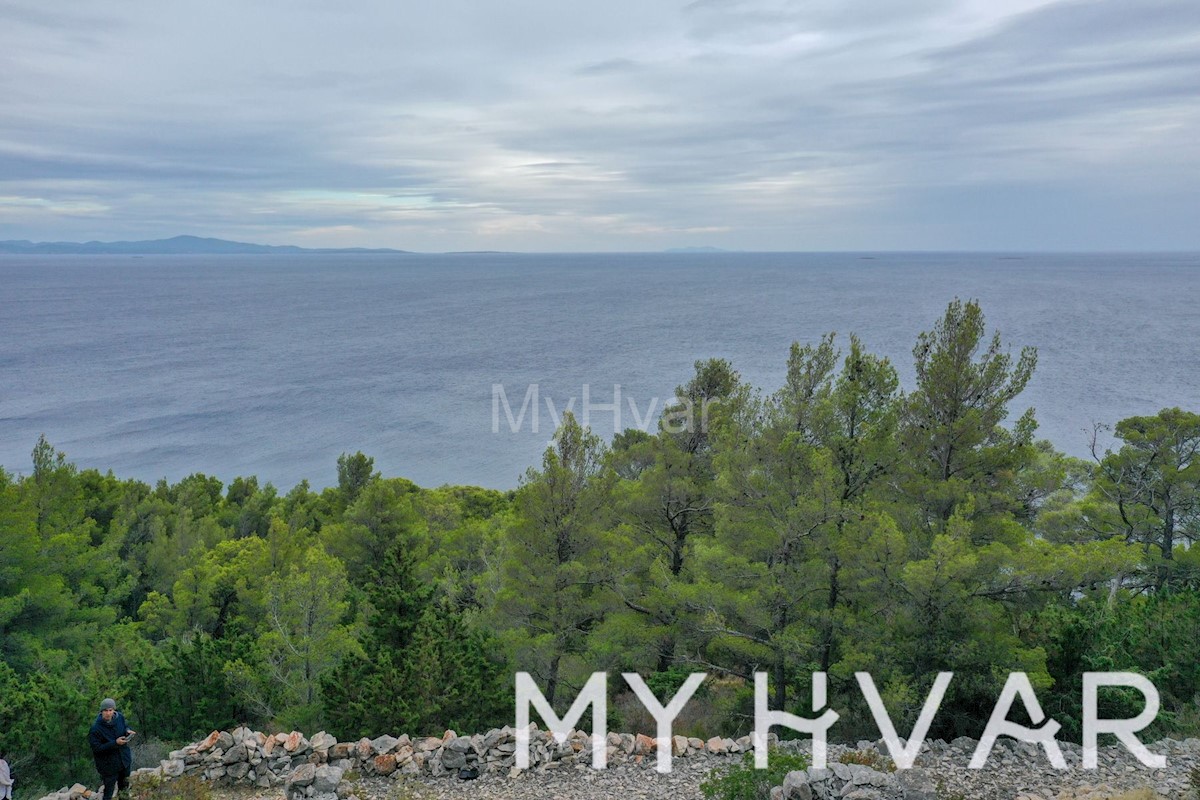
0,749,13,800
88,698,137,800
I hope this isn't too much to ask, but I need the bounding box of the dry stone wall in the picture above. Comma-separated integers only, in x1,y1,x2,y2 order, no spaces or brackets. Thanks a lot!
34,725,765,800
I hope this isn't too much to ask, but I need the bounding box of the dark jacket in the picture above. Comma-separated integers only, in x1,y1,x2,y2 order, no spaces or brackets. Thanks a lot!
88,712,133,776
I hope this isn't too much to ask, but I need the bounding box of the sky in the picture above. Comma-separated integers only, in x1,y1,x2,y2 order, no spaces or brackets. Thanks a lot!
1,0,1198,252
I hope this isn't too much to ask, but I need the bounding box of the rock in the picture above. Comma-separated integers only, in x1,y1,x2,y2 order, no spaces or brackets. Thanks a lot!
895,768,938,800
217,731,234,751
284,731,307,753
635,733,657,754
373,754,397,776
355,737,373,761
232,725,253,744
286,762,316,789
371,734,399,755
311,731,337,752
950,736,975,752
313,764,343,793
783,770,813,800
195,731,222,753
673,735,689,757
222,742,247,764
707,736,728,754
226,761,250,780
160,759,186,777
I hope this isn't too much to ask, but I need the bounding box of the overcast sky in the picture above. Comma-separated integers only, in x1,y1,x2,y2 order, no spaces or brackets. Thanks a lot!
1,0,1197,251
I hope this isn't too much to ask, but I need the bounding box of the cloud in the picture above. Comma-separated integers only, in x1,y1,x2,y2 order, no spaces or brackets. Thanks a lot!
0,0,1196,249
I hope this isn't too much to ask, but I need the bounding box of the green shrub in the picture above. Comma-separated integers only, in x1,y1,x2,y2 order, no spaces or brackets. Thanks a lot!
700,750,809,800
127,773,211,800
835,748,894,772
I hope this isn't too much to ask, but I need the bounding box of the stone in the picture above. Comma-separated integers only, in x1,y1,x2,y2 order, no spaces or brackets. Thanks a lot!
707,736,727,754
355,738,373,761
232,726,253,744
783,770,813,800
284,731,306,753
311,731,337,752
313,765,343,793
895,768,938,800
160,759,186,777
371,734,399,755
226,762,250,780
373,754,397,776
635,733,656,754
195,731,222,753
222,742,247,764
673,735,689,757
286,763,316,789
217,731,234,750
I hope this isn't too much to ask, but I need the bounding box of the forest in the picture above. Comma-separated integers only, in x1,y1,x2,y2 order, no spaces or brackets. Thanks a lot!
2,300,1198,791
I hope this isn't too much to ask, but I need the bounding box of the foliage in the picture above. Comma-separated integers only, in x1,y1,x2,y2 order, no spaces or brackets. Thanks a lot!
700,750,810,800
835,748,894,772
128,773,212,800
3,300,1199,791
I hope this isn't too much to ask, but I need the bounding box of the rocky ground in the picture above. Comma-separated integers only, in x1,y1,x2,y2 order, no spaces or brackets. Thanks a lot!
40,735,1200,800
205,738,1199,800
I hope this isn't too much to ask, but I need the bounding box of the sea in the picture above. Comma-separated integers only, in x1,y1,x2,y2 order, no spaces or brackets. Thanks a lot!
1,252,1197,490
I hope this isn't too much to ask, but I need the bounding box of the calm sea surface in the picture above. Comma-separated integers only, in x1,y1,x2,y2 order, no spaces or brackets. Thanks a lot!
1,252,1197,489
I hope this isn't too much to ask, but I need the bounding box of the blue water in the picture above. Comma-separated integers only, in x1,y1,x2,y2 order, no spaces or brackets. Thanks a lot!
1,252,1197,489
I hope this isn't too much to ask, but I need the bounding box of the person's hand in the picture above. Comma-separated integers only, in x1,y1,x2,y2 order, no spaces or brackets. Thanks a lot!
117,736,128,746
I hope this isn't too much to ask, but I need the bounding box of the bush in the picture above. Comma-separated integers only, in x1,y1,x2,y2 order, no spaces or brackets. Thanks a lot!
127,774,211,800
835,748,894,772
700,750,810,800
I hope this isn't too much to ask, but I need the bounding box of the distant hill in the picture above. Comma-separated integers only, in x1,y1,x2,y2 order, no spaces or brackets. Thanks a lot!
0,235,410,255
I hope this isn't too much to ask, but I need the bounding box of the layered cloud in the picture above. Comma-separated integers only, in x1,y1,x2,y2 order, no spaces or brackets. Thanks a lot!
1,0,1196,250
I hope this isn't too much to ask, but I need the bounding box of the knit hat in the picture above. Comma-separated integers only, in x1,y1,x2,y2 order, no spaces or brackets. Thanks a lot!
100,698,116,711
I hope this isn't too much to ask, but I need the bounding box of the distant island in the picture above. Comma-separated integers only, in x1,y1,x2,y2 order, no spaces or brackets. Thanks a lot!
0,235,410,255
664,245,729,253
